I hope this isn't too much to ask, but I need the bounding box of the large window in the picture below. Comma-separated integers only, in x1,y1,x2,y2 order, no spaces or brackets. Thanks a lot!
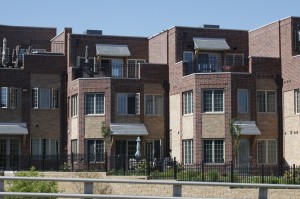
145,94,163,115
238,89,248,113
183,140,193,164
145,140,162,160
257,140,277,164
31,88,60,109
31,138,59,155
198,53,221,72
225,54,244,67
86,139,104,162
117,93,139,115
85,93,104,115
183,91,193,115
111,59,124,77
0,87,18,108
128,59,145,78
257,91,276,113
203,140,224,163
71,95,78,117
295,89,300,114
203,90,224,113
71,139,77,155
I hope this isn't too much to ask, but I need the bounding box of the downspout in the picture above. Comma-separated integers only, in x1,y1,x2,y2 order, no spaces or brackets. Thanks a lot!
164,29,170,157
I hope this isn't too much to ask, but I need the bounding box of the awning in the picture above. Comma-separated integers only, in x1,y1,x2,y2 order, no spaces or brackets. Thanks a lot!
110,123,148,136
96,44,131,57
234,121,261,135
193,37,230,51
0,123,28,135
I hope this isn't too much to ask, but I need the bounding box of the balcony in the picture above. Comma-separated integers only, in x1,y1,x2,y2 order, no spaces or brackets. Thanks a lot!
74,63,140,79
183,57,249,76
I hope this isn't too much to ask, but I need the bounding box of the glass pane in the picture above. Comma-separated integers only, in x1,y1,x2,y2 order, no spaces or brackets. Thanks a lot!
154,95,163,115
31,139,40,155
267,140,277,164
39,88,50,109
127,94,136,114
145,95,153,115
117,94,127,115
128,141,136,158
238,89,248,113
111,59,123,77
10,88,18,108
204,140,213,163
267,91,276,112
198,54,209,71
0,139,6,155
184,92,192,114
1,87,8,107
214,90,224,112
257,91,266,112
297,90,300,113
51,89,59,108
85,94,94,114
95,140,104,161
203,90,212,112
32,88,38,108
95,94,104,114
257,140,266,164
214,140,224,163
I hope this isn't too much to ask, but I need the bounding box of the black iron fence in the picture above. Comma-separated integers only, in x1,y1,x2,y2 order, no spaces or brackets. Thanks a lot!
1,154,300,184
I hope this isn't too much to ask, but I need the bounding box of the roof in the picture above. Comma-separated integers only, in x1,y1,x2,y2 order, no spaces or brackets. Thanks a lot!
0,123,28,135
110,123,148,136
96,44,131,57
193,37,230,51
234,121,261,135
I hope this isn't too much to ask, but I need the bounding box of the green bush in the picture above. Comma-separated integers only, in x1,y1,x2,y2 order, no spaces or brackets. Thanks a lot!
6,167,59,199
207,169,219,182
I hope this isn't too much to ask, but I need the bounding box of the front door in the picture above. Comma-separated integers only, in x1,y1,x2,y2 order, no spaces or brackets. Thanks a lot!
0,138,20,170
238,139,250,170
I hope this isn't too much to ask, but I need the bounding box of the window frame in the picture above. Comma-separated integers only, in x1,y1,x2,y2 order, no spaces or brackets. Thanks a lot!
295,89,300,114
0,87,18,109
225,53,244,67
257,139,277,164
117,93,139,115
238,89,249,113
31,88,60,109
257,90,277,113
30,138,59,156
203,89,224,113
71,95,78,117
85,93,105,115
203,139,225,164
144,94,164,115
85,139,105,162
127,59,145,78
183,91,193,115
183,139,193,165
183,51,194,62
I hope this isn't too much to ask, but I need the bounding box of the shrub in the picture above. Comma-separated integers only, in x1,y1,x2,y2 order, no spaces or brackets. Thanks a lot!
207,169,219,182
6,166,59,199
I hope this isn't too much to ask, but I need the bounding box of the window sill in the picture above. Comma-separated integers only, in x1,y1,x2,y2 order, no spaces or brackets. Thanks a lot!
85,114,105,116
183,113,193,117
202,112,224,115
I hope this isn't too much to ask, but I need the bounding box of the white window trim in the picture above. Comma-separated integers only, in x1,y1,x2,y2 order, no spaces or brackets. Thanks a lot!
71,95,78,117
203,89,224,113
257,139,277,165
257,90,277,113
238,89,249,113
85,93,105,115
31,88,60,109
295,89,300,114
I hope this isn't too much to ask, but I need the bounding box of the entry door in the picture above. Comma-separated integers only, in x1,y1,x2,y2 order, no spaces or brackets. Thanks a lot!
238,139,250,167
0,138,20,169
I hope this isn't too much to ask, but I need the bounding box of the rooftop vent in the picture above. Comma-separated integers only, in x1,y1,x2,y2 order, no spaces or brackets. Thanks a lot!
84,30,102,35
202,24,220,29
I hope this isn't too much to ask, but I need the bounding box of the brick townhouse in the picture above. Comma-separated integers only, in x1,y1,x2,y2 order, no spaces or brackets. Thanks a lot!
0,25,67,169
1,16,300,170
249,16,300,165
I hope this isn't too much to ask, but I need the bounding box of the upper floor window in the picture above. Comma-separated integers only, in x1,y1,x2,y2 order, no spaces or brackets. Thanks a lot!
85,93,104,115
32,88,60,109
128,59,145,78
257,91,276,113
198,53,222,72
117,93,140,115
203,90,224,113
145,94,163,115
295,89,300,114
225,54,244,67
238,89,248,113
183,91,193,115
0,87,18,108
71,95,78,117
183,51,194,62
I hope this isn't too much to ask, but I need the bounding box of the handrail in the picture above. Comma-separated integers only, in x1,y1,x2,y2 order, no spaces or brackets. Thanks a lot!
1,176,300,198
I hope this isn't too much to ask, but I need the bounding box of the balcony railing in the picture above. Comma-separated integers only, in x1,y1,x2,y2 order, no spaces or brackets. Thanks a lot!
75,64,140,79
183,58,248,76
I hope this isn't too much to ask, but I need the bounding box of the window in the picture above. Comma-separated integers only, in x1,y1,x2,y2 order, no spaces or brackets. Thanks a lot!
198,53,221,72
111,59,124,77
225,54,244,67
71,139,77,160
203,90,224,112
183,91,193,115
183,51,194,62
71,95,78,117
31,88,60,109
31,138,59,155
145,94,163,115
145,140,162,159
295,89,300,114
203,140,224,163
183,140,193,164
86,139,104,162
238,89,248,113
257,91,276,112
85,93,104,115
128,59,145,78
0,87,18,108
257,140,277,164
117,93,140,115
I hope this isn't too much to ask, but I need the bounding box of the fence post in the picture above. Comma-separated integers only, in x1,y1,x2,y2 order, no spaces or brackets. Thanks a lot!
261,164,264,183
202,161,205,181
231,161,234,182
56,153,59,172
146,157,151,176
123,155,126,176
42,153,45,171
105,152,108,172
173,157,177,179
71,153,74,172
293,164,296,184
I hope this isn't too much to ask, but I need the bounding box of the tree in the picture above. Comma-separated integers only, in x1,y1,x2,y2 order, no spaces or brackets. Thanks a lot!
229,118,242,165
6,167,59,199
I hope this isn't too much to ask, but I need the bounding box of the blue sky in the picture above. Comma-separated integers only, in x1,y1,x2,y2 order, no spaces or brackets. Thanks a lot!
0,0,299,37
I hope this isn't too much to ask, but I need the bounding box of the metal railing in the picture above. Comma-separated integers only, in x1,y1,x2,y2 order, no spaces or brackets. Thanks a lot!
1,176,300,198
